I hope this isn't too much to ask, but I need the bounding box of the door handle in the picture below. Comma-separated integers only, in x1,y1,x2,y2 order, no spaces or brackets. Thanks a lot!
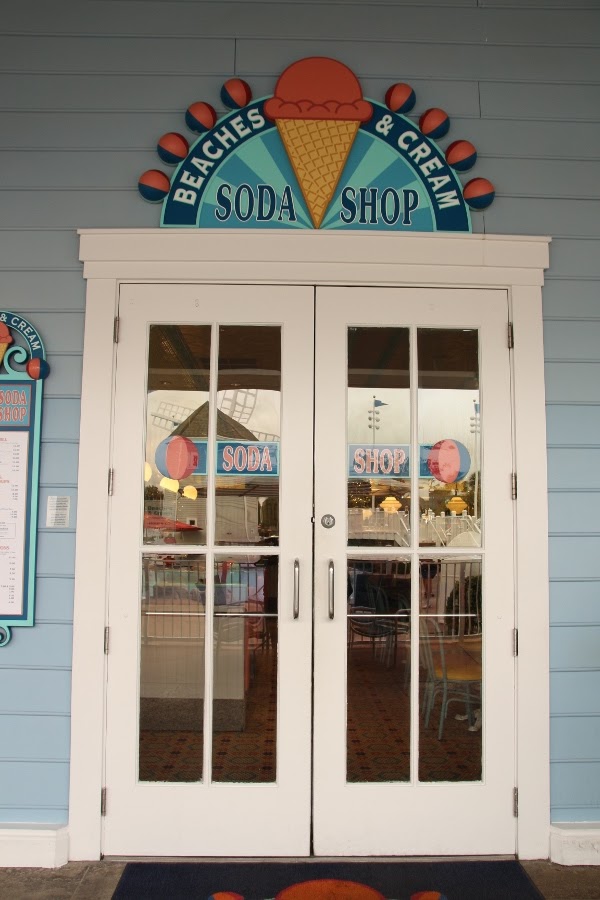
293,559,300,619
328,560,335,619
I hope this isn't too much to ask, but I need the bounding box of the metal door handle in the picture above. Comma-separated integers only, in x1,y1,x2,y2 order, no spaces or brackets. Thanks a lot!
328,560,335,619
293,559,300,619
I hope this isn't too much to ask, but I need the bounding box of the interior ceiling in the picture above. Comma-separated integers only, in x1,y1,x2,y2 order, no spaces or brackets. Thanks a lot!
148,324,479,393
147,324,281,392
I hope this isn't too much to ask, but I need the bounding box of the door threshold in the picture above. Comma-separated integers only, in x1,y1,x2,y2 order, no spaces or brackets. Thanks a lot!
103,854,517,863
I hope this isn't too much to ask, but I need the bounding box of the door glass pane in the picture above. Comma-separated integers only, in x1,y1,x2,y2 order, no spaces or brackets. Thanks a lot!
347,557,411,782
417,328,481,548
144,324,211,545
348,328,411,547
419,556,482,782
139,554,206,782
216,327,281,546
212,555,278,782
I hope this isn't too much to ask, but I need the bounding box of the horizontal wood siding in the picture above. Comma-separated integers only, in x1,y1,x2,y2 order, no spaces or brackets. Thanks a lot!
0,0,598,826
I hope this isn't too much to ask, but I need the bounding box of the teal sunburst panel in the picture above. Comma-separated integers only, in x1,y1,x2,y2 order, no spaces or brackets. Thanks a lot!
161,99,470,232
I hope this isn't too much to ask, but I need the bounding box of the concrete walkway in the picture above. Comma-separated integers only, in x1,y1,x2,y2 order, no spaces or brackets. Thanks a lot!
0,859,599,900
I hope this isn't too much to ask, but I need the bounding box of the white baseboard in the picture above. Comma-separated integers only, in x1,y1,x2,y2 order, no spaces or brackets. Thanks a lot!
0,825,69,868
550,823,600,866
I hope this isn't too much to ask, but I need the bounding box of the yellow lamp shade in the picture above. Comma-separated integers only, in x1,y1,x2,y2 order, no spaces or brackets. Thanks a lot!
182,485,198,500
159,477,180,493
446,495,468,514
379,495,401,513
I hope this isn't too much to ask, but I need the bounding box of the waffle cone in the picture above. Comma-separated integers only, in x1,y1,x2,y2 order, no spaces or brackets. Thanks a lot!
0,343,9,366
276,118,360,228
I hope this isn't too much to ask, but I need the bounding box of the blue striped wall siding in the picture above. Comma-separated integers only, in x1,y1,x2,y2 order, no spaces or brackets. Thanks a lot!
0,0,598,827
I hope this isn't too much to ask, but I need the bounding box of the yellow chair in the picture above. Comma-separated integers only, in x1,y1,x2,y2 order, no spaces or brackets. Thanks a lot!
420,617,481,740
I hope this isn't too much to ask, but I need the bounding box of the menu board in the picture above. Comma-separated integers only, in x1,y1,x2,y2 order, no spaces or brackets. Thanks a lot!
0,431,29,615
0,312,49,646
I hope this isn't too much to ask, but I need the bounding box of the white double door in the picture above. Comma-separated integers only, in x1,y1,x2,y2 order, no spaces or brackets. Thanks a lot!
103,282,516,857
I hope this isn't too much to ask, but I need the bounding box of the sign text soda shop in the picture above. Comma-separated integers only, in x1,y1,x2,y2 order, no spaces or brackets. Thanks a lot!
0,385,31,425
217,441,278,476
349,440,471,482
155,436,280,479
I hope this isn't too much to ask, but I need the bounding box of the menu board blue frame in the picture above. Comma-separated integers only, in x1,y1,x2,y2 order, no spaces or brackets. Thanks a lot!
0,313,49,647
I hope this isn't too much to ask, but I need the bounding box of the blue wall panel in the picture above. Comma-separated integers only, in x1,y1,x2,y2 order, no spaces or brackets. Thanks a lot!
0,0,598,833
545,363,600,404
34,577,75,623
550,581,600,624
550,625,600,671
39,443,79,487
551,715,600,761
0,271,85,311
42,399,81,443
545,322,600,360
0,714,70,762
0,762,70,823
551,762,600,819
548,492,600,535
546,405,600,446
543,281,600,320
0,623,73,669
0,669,71,715
545,240,600,279
550,670,600,716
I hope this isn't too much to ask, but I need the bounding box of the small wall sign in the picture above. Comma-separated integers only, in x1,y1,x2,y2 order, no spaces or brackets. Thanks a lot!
46,495,71,529
0,313,49,647
138,57,496,232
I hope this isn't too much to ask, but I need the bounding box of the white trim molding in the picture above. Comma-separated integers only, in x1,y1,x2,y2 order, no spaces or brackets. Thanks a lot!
70,228,551,861
551,824,600,865
0,826,69,868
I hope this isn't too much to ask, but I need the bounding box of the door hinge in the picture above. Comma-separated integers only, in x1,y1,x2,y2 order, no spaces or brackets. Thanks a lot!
108,468,114,496
513,787,519,817
101,787,107,816
513,627,518,657
511,472,517,500
104,626,110,655
508,321,514,349
113,316,120,344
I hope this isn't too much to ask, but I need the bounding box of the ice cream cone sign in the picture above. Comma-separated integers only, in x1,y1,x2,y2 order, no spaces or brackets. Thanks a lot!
264,58,373,228
0,322,13,366
147,56,495,230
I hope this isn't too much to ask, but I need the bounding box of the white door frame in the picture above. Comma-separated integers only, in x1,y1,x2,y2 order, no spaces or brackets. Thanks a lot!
70,229,550,861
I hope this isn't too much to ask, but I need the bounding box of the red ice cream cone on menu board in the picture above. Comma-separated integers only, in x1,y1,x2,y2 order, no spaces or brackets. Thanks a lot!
0,322,13,365
264,58,373,228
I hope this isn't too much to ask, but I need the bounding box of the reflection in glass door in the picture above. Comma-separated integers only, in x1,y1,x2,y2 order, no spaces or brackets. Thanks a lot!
104,284,314,857
139,324,283,785
105,281,516,858
314,286,515,856
345,325,484,786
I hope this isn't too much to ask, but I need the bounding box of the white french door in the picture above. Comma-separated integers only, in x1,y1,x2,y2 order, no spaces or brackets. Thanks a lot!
313,287,515,855
104,284,314,856
103,282,515,857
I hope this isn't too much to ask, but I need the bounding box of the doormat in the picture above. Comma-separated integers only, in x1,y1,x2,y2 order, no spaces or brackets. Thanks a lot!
111,859,543,899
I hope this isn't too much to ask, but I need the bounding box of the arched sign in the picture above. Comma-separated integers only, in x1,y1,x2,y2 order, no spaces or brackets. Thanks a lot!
139,57,495,232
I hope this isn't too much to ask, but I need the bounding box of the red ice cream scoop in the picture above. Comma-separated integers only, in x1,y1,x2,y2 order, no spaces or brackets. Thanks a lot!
264,57,372,121
0,323,13,344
